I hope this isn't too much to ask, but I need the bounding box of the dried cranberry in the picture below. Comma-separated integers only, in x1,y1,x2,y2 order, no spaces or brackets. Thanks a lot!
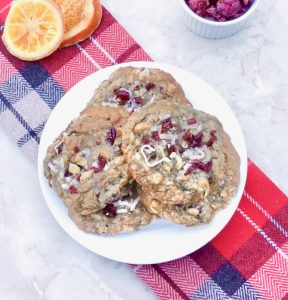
187,0,250,21
184,164,197,175
183,132,194,143
146,83,156,91
134,85,141,91
103,203,117,218
106,127,117,145
64,169,72,177
191,140,198,148
206,130,217,147
98,155,107,170
88,166,100,173
216,0,242,18
205,6,224,21
196,160,213,172
134,96,143,105
69,185,78,194
142,134,150,144
161,118,173,133
188,0,209,15
114,88,130,105
187,118,197,125
151,131,160,142
73,146,80,153
167,145,177,155
178,145,185,155
191,131,203,148
185,160,212,175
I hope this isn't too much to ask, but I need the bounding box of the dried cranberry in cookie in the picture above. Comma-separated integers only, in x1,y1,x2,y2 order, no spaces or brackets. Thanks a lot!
106,127,117,145
87,66,189,112
103,203,117,218
122,101,240,207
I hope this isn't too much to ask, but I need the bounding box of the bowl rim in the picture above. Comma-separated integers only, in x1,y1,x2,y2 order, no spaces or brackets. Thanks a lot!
179,0,261,26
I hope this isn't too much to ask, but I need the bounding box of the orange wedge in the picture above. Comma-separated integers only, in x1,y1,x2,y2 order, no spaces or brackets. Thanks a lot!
54,0,102,47
2,0,64,61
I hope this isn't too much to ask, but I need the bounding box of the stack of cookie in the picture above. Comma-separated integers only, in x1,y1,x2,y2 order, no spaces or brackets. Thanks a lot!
44,67,240,234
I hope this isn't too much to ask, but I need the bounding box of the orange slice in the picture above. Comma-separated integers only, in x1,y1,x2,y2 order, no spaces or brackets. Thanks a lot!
54,0,102,47
2,0,64,61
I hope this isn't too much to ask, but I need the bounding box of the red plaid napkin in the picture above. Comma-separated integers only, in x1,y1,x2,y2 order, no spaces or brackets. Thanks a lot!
0,2,287,299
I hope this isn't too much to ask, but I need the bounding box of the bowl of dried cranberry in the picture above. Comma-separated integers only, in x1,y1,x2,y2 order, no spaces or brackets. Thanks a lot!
179,0,260,39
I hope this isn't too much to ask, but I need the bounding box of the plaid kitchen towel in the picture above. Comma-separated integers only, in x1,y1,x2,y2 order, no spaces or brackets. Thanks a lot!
0,1,287,299
131,160,288,300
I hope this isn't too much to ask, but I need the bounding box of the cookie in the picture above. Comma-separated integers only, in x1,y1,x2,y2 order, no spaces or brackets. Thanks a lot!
138,132,239,225
87,66,189,112
68,187,157,234
44,106,133,211
138,187,213,226
122,101,240,207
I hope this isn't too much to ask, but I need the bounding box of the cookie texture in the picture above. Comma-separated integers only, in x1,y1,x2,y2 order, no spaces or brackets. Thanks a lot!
87,66,189,112
138,144,238,226
68,189,157,234
139,187,213,226
122,101,240,209
44,106,131,210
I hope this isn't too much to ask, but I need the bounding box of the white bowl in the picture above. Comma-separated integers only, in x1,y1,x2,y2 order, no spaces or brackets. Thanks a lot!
178,0,261,39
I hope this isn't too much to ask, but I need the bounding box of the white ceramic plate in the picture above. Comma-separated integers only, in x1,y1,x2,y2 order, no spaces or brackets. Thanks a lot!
38,62,247,264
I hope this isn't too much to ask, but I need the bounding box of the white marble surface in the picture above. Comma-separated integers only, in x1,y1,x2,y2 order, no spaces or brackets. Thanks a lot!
0,0,287,299
0,129,157,299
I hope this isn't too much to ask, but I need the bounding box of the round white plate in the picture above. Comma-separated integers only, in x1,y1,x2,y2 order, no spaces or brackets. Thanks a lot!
38,62,247,264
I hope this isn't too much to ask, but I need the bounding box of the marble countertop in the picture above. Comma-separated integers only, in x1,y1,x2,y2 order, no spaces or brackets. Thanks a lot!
0,0,287,299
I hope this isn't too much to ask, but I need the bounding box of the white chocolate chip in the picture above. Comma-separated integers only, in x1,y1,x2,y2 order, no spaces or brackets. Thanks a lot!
68,163,80,175
61,183,69,190
139,68,150,79
80,170,93,183
74,154,87,168
188,208,199,216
